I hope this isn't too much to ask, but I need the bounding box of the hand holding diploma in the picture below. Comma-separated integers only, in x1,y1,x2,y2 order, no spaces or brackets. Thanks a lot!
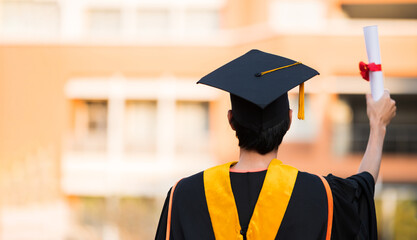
358,25,397,182
361,25,384,101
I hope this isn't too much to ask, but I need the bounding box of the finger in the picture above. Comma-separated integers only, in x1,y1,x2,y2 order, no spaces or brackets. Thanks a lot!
382,91,391,100
390,99,396,109
391,106,397,117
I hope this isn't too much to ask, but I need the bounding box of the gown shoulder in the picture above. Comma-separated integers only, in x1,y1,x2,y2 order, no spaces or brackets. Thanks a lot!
325,171,377,240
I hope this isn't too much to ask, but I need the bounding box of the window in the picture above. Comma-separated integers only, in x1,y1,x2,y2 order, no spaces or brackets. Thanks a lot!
184,8,219,35
341,3,417,19
269,0,326,31
124,101,157,153
137,9,170,36
330,97,353,156
72,196,158,240
72,197,106,238
338,94,417,154
72,100,108,151
175,101,210,153
0,0,59,37
285,94,319,142
88,9,121,37
136,6,220,38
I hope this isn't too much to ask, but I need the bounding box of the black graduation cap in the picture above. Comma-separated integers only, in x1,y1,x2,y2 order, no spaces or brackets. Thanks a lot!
197,49,319,132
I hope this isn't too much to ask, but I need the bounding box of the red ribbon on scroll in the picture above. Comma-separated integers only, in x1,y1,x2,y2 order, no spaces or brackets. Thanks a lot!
359,61,382,81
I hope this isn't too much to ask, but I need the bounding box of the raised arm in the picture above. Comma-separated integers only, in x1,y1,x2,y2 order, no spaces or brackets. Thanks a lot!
358,90,396,182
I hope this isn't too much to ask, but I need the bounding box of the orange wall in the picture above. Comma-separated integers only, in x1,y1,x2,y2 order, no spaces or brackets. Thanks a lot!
0,46,66,163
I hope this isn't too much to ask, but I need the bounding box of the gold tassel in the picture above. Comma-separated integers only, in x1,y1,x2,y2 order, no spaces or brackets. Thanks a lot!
256,62,301,77
298,83,305,120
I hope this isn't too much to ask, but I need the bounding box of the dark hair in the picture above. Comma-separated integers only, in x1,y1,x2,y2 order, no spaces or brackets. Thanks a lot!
231,116,290,155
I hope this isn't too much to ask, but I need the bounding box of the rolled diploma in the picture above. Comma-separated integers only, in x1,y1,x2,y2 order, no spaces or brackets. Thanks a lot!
363,25,384,101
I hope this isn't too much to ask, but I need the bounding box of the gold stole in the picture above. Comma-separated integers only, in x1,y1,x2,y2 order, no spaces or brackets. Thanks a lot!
204,159,298,239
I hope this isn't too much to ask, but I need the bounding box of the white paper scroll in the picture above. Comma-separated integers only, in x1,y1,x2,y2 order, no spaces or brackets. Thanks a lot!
363,25,384,101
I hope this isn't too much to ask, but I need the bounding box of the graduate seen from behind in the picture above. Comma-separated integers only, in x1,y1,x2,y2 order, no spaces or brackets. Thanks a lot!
155,49,396,240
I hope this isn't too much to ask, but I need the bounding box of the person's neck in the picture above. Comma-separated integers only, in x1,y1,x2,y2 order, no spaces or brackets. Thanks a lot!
230,148,278,171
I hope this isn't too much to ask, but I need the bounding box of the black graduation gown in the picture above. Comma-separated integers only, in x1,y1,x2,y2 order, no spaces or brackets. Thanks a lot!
155,170,377,240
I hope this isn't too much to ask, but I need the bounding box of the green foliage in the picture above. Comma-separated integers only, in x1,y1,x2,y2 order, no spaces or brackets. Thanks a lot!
393,200,417,240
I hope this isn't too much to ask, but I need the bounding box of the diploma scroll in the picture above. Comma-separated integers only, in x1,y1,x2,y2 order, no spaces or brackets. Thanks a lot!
363,25,384,101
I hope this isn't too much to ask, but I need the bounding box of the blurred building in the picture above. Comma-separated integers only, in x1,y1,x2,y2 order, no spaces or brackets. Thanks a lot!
0,0,416,239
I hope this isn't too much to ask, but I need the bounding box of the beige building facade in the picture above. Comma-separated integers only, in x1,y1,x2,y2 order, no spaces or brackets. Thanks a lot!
0,0,416,239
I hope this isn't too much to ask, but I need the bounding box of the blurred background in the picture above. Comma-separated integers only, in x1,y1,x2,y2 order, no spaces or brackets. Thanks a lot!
0,0,416,239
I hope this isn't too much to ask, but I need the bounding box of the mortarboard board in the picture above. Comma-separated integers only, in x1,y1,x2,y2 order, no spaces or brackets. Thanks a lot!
197,49,319,132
